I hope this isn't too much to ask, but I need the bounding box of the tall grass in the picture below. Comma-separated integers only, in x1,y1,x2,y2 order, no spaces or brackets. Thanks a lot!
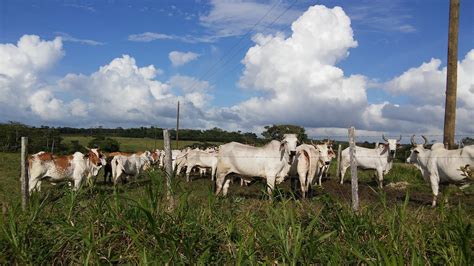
0,169,472,264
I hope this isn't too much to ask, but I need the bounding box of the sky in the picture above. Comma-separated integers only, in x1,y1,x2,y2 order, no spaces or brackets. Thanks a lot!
0,0,473,140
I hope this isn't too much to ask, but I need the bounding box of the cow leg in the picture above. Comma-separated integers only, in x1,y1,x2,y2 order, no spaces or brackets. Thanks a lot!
186,164,194,182
215,172,227,195
266,175,276,198
222,178,232,196
73,177,83,191
211,167,216,181
29,178,40,194
297,170,308,199
340,166,348,184
376,168,384,188
430,174,440,207
318,171,323,187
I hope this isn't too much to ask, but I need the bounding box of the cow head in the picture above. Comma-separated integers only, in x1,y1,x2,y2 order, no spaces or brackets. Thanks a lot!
311,140,333,166
86,148,106,176
406,135,428,164
150,149,161,165
382,134,402,157
281,134,298,162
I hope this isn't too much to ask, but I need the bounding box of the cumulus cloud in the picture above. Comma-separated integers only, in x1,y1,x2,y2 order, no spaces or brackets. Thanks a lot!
0,35,214,128
383,49,474,133
0,35,64,121
1,4,472,138
56,55,213,127
228,5,368,130
168,51,200,66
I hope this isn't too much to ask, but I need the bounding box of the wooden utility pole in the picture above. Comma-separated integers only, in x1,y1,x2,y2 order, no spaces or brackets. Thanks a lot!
163,130,175,209
348,127,359,212
20,137,29,211
176,101,180,150
443,0,459,149
335,144,342,179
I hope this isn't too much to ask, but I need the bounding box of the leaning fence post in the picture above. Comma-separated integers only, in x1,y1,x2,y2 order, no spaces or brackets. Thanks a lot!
162,130,175,209
348,127,359,212
20,137,29,211
336,144,342,179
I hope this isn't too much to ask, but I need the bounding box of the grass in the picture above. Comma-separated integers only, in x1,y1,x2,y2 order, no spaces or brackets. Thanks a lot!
62,135,220,151
0,149,473,264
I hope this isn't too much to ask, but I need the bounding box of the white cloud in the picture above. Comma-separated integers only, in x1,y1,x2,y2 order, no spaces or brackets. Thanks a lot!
128,32,217,43
200,0,302,38
0,35,214,128
128,32,174,42
168,51,200,66
231,5,367,130
383,49,474,133
55,32,105,46
0,35,64,121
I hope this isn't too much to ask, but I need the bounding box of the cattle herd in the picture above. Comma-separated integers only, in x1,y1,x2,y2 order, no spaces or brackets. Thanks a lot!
28,134,473,206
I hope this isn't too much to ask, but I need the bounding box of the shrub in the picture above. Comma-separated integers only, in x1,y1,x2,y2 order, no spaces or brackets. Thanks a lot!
88,136,120,152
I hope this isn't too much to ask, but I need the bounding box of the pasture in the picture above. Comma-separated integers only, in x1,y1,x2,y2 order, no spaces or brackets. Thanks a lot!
0,137,473,264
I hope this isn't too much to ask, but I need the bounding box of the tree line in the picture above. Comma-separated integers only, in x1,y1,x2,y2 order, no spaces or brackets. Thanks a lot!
0,123,307,153
2,122,472,158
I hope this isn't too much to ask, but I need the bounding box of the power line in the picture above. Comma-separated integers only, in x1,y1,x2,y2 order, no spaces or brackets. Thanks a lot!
184,0,283,93
206,0,300,84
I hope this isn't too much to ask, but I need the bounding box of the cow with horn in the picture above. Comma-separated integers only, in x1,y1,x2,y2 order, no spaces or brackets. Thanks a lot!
340,134,402,188
406,135,474,207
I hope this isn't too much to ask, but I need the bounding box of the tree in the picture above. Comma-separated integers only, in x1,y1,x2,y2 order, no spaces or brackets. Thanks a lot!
261,124,308,142
88,136,120,152
461,137,474,146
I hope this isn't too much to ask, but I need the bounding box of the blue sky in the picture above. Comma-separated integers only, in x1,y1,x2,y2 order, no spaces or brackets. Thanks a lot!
0,0,473,137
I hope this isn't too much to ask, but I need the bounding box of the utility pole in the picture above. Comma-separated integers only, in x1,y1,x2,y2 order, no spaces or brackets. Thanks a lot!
443,0,459,149
176,101,180,150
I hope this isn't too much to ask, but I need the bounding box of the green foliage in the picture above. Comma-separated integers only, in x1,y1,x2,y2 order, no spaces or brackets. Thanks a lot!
262,124,308,142
0,164,472,264
0,122,62,153
462,137,474,146
87,136,120,152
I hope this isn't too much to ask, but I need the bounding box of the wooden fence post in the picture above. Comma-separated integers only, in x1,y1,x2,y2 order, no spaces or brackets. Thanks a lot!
335,144,342,179
163,130,175,209
20,137,29,211
348,127,359,212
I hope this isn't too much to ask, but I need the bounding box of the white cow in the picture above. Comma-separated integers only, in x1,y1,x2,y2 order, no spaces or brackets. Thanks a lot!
290,142,334,198
215,134,298,196
340,135,401,188
314,141,335,186
406,135,474,206
28,148,106,193
290,144,319,198
181,149,218,182
111,151,153,184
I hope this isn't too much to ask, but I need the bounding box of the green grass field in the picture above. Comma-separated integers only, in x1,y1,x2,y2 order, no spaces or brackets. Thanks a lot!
0,137,473,264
